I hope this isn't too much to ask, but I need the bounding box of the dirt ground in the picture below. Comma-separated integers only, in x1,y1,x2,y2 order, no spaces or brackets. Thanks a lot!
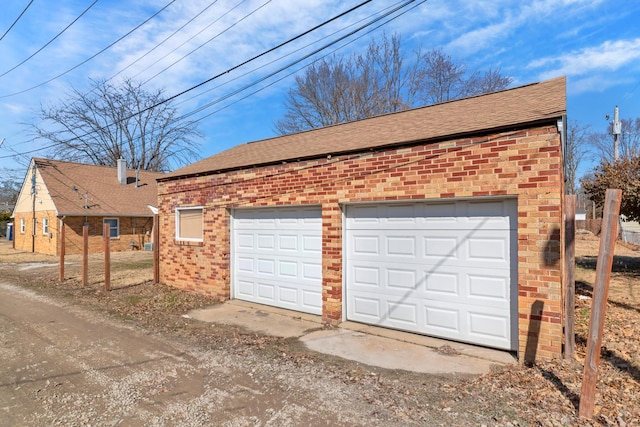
0,235,639,426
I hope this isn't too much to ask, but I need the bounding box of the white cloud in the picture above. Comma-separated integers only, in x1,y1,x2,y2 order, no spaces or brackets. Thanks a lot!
443,0,605,56
531,38,640,80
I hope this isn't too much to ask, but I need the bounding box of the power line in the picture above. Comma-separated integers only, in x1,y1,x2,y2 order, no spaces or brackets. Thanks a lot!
0,0,177,99
141,0,272,86
173,0,410,108
104,0,221,85
131,0,251,84
0,0,375,157
0,0,34,43
182,0,424,123
0,0,424,164
149,0,375,108
0,0,99,79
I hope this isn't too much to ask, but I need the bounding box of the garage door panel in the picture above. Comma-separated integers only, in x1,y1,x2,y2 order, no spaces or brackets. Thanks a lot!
424,305,460,332
351,296,382,319
425,272,459,295
257,282,275,300
386,301,418,326
468,311,510,339
353,235,380,255
350,262,511,309
386,267,419,289
302,261,322,280
353,265,381,287
237,257,254,273
350,229,510,269
468,273,510,301
302,289,321,309
386,236,417,257
278,286,298,304
346,199,517,351
257,234,275,249
237,233,254,249
303,235,322,252
279,260,297,277
233,207,322,315
278,234,298,251
237,280,254,298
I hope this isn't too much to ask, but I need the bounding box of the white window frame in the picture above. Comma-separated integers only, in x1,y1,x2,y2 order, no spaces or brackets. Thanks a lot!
103,218,120,239
175,207,204,242
20,218,25,234
42,217,49,235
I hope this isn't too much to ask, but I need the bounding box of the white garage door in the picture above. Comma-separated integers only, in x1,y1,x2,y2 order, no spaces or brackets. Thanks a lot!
232,207,322,315
346,199,517,350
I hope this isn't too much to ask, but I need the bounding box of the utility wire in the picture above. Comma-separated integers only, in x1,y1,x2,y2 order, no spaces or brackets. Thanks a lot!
0,0,423,162
132,0,251,84
0,0,99,79
174,0,409,110
0,0,374,156
0,0,176,99
141,0,272,85
147,0,374,109
182,0,422,122
0,0,34,43
104,0,220,84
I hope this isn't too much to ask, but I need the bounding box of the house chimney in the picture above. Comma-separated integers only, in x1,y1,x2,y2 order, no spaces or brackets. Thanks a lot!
117,158,127,185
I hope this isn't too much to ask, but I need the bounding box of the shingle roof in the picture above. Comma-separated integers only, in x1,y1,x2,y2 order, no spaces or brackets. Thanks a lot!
33,158,163,216
163,77,566,181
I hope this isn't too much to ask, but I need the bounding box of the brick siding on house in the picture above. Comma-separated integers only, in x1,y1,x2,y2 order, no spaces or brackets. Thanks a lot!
13,213,153,255
158,124,564,360
12,210,58,255
62,216,153,255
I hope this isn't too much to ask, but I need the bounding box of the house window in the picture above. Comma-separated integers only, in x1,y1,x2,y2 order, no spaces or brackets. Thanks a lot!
176,207,203,241
20,218,25,234
104,218,119,238
42,218,49,235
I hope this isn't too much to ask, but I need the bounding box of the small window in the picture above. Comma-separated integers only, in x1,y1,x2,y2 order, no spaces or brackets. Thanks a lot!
20,218,25,234
176,207,203,241
104,218,119,238
43,218,49,235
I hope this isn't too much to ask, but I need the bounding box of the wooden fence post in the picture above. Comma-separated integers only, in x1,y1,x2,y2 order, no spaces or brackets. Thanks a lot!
82,223,89,287
103,223,111,291
564,194,576,360
153,214,159,284
59,220,65,282
579,189,622,419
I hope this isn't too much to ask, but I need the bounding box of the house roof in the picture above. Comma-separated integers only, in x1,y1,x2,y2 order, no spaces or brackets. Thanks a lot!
33,158,163,217
162,76,566,181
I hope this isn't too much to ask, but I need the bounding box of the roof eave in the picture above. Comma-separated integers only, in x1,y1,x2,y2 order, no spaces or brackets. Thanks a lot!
158,115,564,183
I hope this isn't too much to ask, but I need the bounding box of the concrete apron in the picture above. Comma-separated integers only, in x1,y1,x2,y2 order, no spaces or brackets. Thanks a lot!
187,300,516,375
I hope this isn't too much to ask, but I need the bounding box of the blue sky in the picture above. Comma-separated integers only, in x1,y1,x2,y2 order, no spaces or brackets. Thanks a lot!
1,0,639,180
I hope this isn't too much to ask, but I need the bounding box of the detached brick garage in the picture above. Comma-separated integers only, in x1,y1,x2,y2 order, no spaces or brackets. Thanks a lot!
157,77,567,360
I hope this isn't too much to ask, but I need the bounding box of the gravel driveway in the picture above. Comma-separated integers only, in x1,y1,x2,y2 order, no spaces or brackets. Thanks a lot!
0,283,388,426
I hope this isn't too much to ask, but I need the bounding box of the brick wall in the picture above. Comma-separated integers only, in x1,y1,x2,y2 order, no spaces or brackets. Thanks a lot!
158,125,564,361
62,216,153,255
13,213,153,255
12,210,57,255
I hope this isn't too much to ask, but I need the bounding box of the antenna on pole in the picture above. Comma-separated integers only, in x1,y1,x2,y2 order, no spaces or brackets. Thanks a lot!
612,106,621,161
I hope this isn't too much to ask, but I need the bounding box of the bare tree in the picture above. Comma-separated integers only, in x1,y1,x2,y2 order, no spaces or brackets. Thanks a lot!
275,33,512,134
588,117,640,164
32,78,201,172
418,48,468,104
565,120,590,195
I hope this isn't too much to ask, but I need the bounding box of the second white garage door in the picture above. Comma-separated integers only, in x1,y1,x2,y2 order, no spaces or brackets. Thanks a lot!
345,199,518,350
232,207,323,315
